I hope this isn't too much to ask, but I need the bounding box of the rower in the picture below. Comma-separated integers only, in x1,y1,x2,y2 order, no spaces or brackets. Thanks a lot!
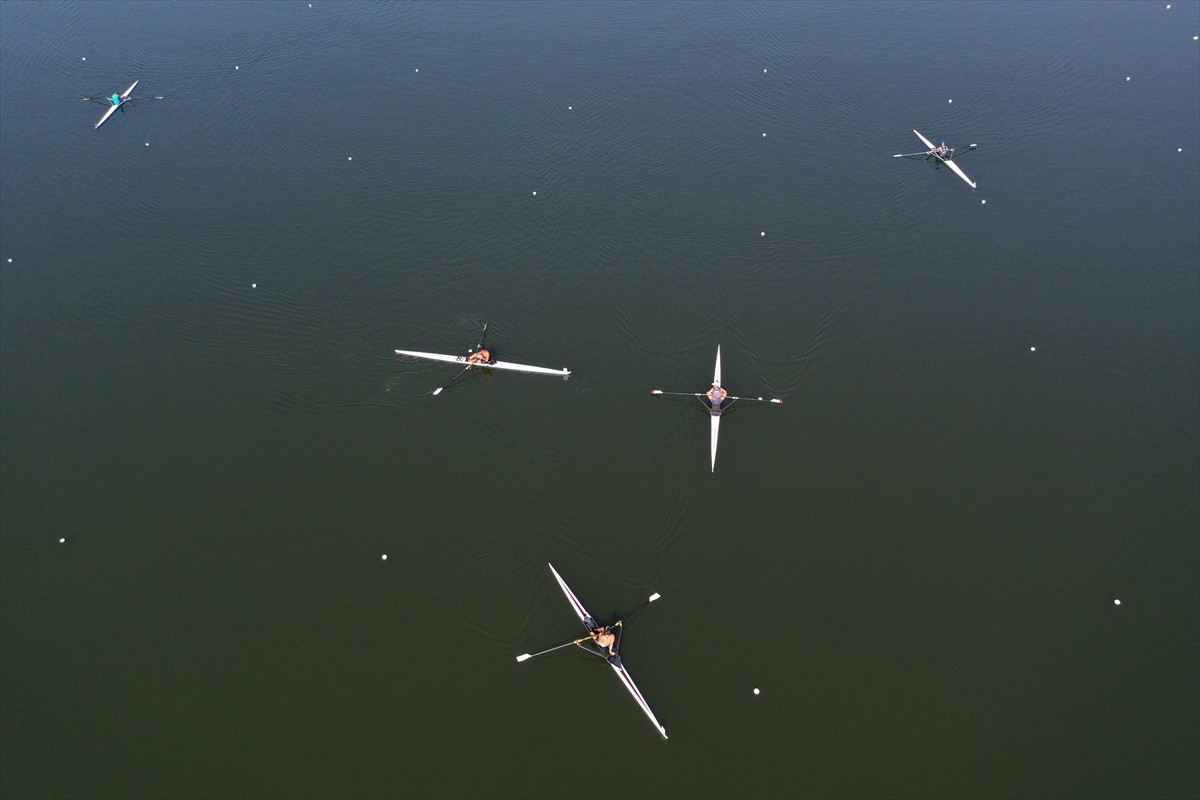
466,347,491,365
937,142,948,157
706,382,728,406
592,625,617,657
110,93,121,106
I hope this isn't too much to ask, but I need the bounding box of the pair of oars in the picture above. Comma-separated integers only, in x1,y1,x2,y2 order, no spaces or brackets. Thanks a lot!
515,592,661,663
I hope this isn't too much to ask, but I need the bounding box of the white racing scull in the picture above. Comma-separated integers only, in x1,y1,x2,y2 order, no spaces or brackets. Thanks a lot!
894,129,978,189
93,80,139,130
516,564,668,741
651,345,783,472
393,349,570,377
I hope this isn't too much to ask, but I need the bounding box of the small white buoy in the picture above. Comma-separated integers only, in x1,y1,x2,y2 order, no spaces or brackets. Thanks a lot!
6,258,11,263
981,199,987,205
1126,76,1131,81
235,65,240,70
762,132,767,137
1030,346,1036,352
1114,598,1121,605
381,554,388,560
81,57,86,61
414,68,419,73
763,68,767,73
251,283,257,289
1193,35,1198,41
532,190,537,196
1165,3,1170,8
760,231,765,237
144,142,149,146
1179,148,1184,153
59,537,66,544
568,105,572,110
948,98,953,104
347,156,352,161
753,687,760,695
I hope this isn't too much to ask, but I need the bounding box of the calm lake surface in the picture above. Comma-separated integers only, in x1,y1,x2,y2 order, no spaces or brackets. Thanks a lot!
2,2,1197,798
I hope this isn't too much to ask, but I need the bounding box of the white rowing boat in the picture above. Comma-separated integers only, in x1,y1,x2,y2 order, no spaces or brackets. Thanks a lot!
651,346,782,472
894,129,977,189
393,349,570,377
711,345,722,472
547,564,668,740
95,80,138,130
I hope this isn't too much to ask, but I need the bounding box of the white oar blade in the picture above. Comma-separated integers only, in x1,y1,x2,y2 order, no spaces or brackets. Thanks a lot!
515,654,533,663
650,390,663,395
432,387,445,396
648,593,661,603
770,398,784,404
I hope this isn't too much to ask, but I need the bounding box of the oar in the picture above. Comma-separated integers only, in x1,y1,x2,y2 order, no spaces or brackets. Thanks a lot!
652,390,782,404
516,634,593,663
433,323,487,396
614,592,662,627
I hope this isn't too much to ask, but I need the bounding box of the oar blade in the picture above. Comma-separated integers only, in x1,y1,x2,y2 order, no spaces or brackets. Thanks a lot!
515,654,533,663
648,592,661,603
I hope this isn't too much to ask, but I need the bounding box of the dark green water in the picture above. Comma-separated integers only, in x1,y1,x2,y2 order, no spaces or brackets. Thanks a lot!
2,2,1197,797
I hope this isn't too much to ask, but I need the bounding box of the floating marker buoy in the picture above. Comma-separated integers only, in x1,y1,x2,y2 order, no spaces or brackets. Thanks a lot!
1179,148,1184,152
381,554,388,560
1126,76,1131,81
414,68,419,72
59,537,66,544
251,283,257,289
981,199,987,205
144,142,149,146
762,132,767,137
1030,346,1036,352
348,156,352,160
763,68,767,73
6,258,11,263
235,65,240,70
568,105,572,110
948,98,953,104
1114,598,1121,605
532,190,537,196
753,687,761,695
81,57,86,61
760,231,765,237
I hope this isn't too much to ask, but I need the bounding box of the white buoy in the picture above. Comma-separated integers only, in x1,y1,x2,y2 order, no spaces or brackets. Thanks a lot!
760,231,765,237
251,283,257,289
1126,76,1131,81
381,554,388,560
568,105,572,110
235,65,240,70
1030,346,1036,352
59,537,66,544
753,688,760,695
948,98,953,104
763,68,767,73
414,68,419,72
532,190,537,196
1114,598,1121,605
6,258,11,263
82,57,86,61
762,132,767,137
1179,148,1183,153
144,142,149,146
981,199,987,205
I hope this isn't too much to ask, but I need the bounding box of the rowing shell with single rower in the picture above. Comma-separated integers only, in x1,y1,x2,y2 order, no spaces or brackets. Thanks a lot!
893,129,978,189
393,349,570,377
651,345,783,472
516,564,668,740
93,80,139,130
